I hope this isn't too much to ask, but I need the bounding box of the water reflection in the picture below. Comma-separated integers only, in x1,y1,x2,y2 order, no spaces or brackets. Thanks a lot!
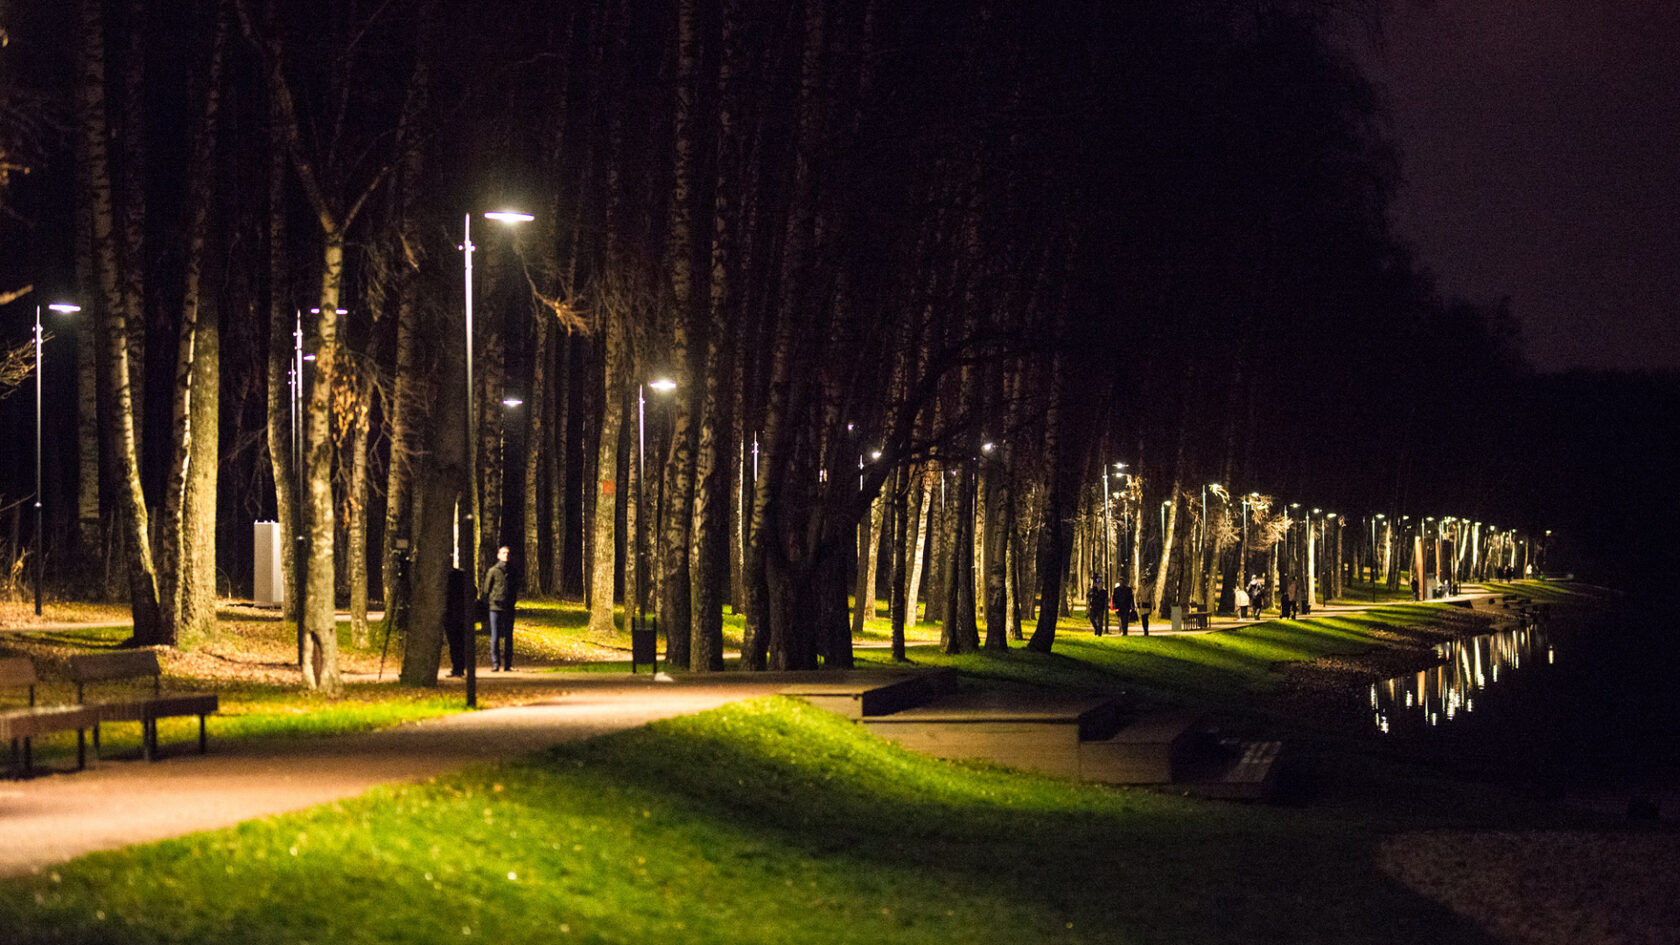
1371,622,1553,734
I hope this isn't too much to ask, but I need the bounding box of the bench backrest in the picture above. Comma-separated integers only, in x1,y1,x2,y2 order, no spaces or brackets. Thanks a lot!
0,656,39,688
68,650,162,687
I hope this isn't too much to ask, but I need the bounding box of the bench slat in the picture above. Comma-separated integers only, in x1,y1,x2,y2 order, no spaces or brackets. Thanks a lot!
69,650,163,684
0,705,100,740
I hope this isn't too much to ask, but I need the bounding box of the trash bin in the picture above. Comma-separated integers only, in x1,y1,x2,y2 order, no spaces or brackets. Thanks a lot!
631,616,658,673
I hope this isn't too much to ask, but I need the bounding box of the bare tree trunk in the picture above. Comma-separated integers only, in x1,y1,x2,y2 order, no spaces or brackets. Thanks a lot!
888,466,908,661
1154,486,1181,616
301,234,345,694
861,493,884,619
159,5,226,643
549,335,572,595
74,199,102,572
182,292,219,638
346,368,373,648
382,259,418,624
399,327,463,686
117,0,147,460
942,458,979,654
380,29,431,634
524,311,549,593
690,311,731,671
850,496,875,637
904,472,931,625
80,0,161,644
982,455,1010,650
261,91,297,632
1027,331,1071,654
588,317,626,636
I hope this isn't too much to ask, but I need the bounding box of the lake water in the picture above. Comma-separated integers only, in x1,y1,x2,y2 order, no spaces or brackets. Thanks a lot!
1370,620,1553,733
1368,596,1680,817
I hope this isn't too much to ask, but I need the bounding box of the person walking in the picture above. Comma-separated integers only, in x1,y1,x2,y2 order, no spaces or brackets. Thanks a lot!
1279,574,1294,619
482,546,520,671
1112,580,1136,636
1087,581,1109,636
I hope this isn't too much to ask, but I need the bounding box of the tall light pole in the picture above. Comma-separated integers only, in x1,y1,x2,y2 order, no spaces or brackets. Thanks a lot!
35,303,80,616
1111,463,1127,585
462,210,532,707
637,378,678,647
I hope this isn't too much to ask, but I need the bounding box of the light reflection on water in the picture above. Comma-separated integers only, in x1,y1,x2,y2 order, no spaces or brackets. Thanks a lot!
1371,621,1552,734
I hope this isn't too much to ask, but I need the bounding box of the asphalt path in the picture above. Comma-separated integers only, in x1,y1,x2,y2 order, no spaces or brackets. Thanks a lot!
1,590,1501,877
0,674,788,878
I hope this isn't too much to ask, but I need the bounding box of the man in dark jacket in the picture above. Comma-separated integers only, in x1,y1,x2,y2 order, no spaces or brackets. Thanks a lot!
1111,581,1136,636
482,546,519,671
1087,581,1108,636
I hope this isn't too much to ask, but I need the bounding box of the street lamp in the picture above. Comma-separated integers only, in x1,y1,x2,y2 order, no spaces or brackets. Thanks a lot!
462,210,533,707
1111,463,1127,584
34,302,79,616
637,377,678,661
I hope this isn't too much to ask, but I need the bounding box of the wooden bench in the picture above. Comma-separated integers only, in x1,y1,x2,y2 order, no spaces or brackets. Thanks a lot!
1185,609,1211,630
0,657,98,777
68,651,218,762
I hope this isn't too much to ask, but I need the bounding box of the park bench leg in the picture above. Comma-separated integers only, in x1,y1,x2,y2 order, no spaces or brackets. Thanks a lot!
77,729,87,770
199,715,208,754
92,722,101,760
142,720,155,762
22,737,32,775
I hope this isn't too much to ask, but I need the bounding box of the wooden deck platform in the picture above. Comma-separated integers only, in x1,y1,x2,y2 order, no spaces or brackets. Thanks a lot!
778,668,958,720
862,688,1122,780
786,671,1283,799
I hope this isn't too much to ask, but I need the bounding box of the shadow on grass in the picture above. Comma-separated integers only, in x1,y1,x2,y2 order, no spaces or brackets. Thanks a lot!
524,697,1500,944
1,698,1502,945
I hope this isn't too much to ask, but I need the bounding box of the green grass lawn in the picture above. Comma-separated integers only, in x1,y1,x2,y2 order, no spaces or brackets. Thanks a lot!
0,582,1602,944
854,602,1474,706
1,697,1526,945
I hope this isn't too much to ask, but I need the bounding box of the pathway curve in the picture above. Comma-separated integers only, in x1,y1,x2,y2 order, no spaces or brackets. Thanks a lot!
0,674,789,878
1,590,1501,877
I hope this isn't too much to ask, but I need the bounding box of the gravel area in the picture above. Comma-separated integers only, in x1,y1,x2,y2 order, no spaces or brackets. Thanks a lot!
1377,830,1680,945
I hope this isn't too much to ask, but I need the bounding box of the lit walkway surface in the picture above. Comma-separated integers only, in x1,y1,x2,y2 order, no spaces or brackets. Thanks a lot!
0,675,784,878
1,590,1524,877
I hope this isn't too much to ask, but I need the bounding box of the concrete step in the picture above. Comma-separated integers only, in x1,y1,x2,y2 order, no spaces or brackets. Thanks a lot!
1173,737,1285,800
778,668,959,720
862,688,1122,780
792,678,1283,801
1079,709,1200,785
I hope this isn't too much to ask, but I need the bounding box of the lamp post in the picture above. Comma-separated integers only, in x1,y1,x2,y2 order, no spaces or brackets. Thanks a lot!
34,303,80,616
1111,463,1127,585
462,210,533,707
1306,507,1320,612
637,378,677,650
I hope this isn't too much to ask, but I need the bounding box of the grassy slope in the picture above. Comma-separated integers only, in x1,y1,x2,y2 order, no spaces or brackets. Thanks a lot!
0,583,1613,944
3,698,1514,945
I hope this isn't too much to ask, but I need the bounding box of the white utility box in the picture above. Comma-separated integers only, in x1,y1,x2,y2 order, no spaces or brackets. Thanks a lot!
253,521,285,607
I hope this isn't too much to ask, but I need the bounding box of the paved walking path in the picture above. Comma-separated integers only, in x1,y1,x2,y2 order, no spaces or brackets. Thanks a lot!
1,589,1505,878
0,674,790,878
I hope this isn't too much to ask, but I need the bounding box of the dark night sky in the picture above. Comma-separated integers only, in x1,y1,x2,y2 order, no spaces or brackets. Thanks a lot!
1347,0,1680,374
